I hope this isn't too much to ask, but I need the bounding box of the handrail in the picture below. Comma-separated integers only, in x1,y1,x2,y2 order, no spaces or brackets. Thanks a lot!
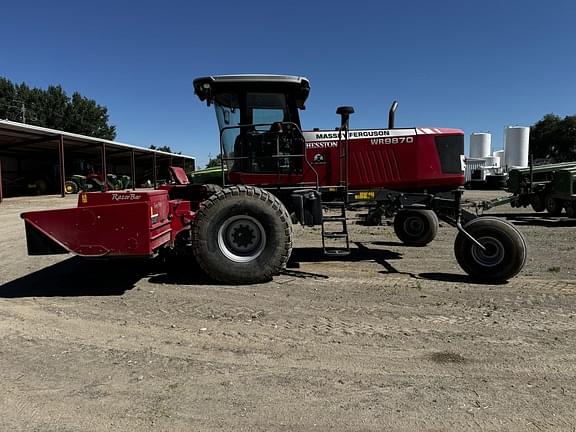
217,122,319,189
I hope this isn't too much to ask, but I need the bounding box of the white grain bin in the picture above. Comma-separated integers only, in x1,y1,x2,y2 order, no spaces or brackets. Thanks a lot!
470,133,491,158
504,126,530,168
493,150,505,167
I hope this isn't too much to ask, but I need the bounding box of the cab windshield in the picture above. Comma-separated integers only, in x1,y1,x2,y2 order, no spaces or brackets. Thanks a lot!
214,92,241,164
214,91,297,173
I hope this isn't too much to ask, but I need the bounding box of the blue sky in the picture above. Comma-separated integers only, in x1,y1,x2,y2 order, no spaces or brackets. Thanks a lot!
1,0,575,167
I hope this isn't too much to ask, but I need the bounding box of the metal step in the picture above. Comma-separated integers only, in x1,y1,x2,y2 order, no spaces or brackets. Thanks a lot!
323,232,348,238
321,199,350,256
322,215,346,221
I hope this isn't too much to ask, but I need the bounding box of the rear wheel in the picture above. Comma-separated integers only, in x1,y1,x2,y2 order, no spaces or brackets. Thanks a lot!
64,181,78,194
192,185,292,284
530,193,545,212
365,208,383,226
545,193,563,215
394,209,438,246
565,202,576,218
454,217,527,282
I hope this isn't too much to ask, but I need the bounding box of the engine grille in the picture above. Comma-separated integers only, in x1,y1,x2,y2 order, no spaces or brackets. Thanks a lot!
435,135,464,174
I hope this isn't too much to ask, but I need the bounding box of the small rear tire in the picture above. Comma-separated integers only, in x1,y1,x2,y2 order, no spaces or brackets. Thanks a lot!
192,185,293,284
566,202,576,219
530,193,545,212
545,193,563,216
454,217,527,282
64,181,78,194
365,208,383,226
394,209,438,246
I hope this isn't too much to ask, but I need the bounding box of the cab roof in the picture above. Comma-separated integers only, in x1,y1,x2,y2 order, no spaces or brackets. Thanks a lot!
193,74,311,108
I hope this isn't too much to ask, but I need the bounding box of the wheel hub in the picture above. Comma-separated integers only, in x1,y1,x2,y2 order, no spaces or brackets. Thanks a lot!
404,216,425,237
218,215,266,263
231,224,256,248
471,236,505,267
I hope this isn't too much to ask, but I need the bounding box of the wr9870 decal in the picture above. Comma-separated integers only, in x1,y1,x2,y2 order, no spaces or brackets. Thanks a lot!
370,136,414,145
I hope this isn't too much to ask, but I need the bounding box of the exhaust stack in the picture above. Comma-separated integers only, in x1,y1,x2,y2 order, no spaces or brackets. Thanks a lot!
388,101,398,129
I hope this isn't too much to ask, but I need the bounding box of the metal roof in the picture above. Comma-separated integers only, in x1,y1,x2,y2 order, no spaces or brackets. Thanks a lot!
194,74,309,85
193,74,311,108
0,120,195,160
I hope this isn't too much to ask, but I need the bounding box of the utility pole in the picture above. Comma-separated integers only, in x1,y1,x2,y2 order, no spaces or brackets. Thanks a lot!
1,100,27,123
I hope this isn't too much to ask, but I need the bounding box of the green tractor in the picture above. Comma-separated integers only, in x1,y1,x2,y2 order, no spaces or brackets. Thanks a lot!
64,173,132,194
189,165,227,186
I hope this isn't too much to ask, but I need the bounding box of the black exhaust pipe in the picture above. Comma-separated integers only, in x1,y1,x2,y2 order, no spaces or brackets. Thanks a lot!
388,101,398,129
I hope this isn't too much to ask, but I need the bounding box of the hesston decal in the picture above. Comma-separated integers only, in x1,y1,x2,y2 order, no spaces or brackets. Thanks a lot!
305,141,338,149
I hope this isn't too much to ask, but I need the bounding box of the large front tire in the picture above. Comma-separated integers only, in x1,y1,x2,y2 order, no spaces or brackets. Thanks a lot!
192,186,293,284
203,183,222,196
394,209,438,246
454,217,527,282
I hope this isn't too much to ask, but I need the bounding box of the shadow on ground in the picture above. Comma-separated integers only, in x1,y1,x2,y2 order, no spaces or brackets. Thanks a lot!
418,272,507,286
0,256,217,298
0,257,153,298
289,244,402,264
485,212,576,228
2,242,493,297
1,253,223,298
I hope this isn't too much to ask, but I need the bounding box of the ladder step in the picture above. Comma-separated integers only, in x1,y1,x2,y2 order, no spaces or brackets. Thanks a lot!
321,195,349,256
323,232,348,239
322,216,346,221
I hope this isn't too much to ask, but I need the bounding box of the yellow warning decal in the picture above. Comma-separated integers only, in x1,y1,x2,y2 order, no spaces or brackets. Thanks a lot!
354,191,375,200
150,206,159,224
81,193,88,204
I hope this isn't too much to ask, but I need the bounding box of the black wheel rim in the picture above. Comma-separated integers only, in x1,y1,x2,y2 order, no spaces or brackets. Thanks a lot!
471,236,505,267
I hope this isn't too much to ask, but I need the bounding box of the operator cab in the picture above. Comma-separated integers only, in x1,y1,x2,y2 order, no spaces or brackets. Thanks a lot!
193,75,311,185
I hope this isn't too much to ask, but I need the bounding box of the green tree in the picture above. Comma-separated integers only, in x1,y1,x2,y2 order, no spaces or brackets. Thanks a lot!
0,78,20,121
205,153,222,168
149,144,181,154
0,76,116,140
65,92,116,139
530,114,576,162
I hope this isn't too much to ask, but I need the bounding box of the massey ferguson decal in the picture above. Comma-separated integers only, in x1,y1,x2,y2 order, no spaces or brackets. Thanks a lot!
303,129,417,147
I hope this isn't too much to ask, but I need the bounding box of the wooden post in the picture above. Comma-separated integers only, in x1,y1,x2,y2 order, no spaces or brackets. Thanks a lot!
131,149,136,191
101,143,108,192
0,159,3,203
153,152,157,189
58,135,66,197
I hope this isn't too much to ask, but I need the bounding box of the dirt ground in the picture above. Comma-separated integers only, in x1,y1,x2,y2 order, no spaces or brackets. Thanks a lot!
1,191,575,431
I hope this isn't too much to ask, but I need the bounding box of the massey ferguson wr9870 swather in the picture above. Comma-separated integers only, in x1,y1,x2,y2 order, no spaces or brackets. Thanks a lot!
21,75,527,283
